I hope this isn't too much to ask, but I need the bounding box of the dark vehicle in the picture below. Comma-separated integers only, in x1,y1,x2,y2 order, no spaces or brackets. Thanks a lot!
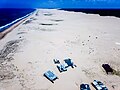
64,58,76,68
80,84,91,90
102,64,113,74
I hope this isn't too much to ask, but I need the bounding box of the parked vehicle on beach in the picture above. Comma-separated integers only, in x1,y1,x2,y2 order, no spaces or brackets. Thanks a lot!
92,80,108,90
57,63,67,72
102,64,113,74
43,70,58,83
80,84,91,90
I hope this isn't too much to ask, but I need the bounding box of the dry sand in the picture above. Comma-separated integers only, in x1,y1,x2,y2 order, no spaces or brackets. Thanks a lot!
0,9,120,90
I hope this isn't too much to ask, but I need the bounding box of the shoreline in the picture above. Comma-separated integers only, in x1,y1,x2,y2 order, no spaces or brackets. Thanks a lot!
0,10,36,39
0,18,27,39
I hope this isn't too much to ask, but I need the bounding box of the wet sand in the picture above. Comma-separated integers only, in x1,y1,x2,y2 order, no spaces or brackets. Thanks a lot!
0,17,30,40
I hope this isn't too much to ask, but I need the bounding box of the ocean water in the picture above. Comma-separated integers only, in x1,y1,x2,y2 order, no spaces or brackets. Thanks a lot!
61,9,120,18
0,8,35,32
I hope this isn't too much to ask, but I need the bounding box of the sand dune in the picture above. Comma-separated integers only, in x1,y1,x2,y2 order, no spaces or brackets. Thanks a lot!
0,9,120,90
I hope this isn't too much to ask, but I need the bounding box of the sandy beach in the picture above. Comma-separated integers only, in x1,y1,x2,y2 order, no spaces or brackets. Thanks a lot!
0,9,120,90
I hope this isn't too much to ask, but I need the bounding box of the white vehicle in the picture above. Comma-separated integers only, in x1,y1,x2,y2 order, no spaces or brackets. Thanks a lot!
92,80,108,90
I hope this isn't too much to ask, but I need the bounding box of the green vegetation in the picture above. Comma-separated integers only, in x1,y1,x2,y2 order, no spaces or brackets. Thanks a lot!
113,69,120,76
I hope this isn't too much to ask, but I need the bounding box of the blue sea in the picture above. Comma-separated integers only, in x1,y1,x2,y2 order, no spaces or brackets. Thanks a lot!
61,9,120,18
0,8,35,32
0,8,120,32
